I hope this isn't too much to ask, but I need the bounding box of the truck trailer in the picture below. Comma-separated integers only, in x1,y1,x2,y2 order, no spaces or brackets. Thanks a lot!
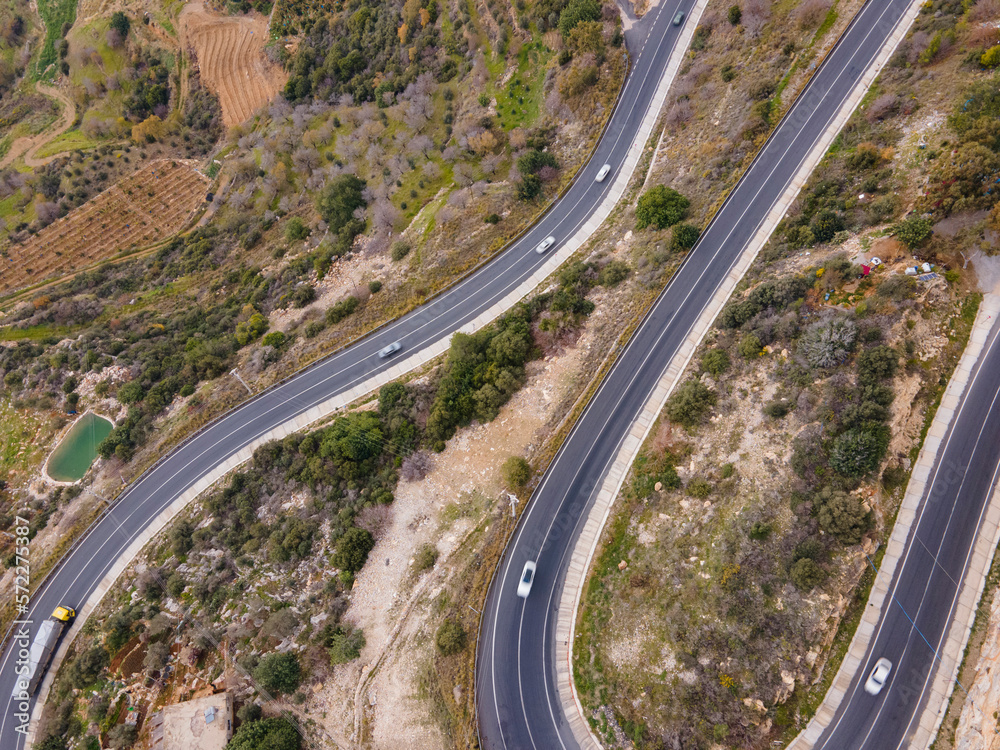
12,606,75,699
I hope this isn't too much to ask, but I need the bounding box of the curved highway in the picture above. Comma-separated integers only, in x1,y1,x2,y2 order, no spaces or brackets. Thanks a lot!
0,0,694,745
812,315,1000,749
475,0,931,747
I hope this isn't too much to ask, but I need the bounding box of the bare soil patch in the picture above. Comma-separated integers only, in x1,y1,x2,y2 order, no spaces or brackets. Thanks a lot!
180,2,287,128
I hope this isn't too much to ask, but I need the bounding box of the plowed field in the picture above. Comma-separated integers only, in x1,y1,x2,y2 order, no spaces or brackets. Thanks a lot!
180,3,287,128
0,160,209,294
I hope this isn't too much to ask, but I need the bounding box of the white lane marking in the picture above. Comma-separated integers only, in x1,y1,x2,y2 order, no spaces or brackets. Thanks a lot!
815,317,1000,749
520,0,908,742
854,380,1000,750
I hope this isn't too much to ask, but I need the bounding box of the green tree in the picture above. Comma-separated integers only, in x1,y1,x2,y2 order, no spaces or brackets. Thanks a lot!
701,348,730,376
830,427,889,478
815,486,870,544
790,558,826,591
738,333,762,359
727,4,741,24
333,527,375,573
636,185,690,230
235,313,269,346
810,209,844,243
516,173,542,201
328,626,366,665
671,223,700,251
317,175,367,233
284,217,310,241
435,619,467,655
110,11,130,38
665,377,716,428
857,345,898,386
70,645,108,688
558,0,600,38
893,215,933,249
252,652,301,695
225,718,301,750
502,456,532,488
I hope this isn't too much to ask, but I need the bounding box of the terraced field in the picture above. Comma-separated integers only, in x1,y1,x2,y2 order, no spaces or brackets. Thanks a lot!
180,2,286,128
0,159,209,294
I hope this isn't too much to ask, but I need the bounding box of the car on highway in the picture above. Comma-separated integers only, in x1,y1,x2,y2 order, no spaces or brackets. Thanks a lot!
596,164,611,182
535,236,556,254
864,657,892,695
378,341,402,359
673,10,685,25
517,560,536,598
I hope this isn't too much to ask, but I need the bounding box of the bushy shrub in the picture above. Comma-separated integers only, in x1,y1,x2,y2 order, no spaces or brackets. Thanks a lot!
763,399,794,419
790,558,826,591
253,652,301,695
814,486,870,544
636,185,690,230
502,456,532,488
284,217,310,241
665,377,716,427
738,333,762,359
391,242,411,261
597,260,630,287
328,625,366,665
226,717,300,750
686,477,712,498
414,543,439,571
326,296,360,325
799,316,857,368
856,345,898,386
728,4,741,24
892,215,932,249
261,331,286,348
671,223,700,250
701,348,731,376
333,527,375,573
829,426,889,478
435,619,467,655
748,521,771,540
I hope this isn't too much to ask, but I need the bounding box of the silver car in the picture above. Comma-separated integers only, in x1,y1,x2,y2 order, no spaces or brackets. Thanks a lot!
378,341,402,359
596,164,611,182
535,236,556,254
517,560,537,598
864,658,892,695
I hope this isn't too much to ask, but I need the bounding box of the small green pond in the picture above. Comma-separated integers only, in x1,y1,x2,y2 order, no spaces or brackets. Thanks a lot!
46,413,113,482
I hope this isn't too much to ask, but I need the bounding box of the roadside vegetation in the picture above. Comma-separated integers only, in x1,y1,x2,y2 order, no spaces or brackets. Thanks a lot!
572,0,1000,744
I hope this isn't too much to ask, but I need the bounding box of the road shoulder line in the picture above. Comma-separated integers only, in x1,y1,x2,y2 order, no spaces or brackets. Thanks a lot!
789,292,1000,749
554,1,926,745
21,7,704,743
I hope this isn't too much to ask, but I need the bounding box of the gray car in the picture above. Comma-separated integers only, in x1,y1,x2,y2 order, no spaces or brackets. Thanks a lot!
378,341,402,358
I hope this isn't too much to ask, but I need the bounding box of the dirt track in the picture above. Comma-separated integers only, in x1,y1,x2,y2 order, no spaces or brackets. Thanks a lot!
179,2,286,128
0,84,77,169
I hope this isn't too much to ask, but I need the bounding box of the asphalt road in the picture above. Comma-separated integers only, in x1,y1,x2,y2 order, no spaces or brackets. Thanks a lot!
0,0,696,744
811,315,1000,750
474,0,930,748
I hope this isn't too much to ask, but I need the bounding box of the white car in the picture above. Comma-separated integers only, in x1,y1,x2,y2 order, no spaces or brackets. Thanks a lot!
596,164,611,182
378,341,402,359
517,560,537,598
535,236,556,254
864,657,892,695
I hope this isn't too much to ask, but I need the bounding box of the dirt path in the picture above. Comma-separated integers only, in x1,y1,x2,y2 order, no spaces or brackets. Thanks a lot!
0,83,77,169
